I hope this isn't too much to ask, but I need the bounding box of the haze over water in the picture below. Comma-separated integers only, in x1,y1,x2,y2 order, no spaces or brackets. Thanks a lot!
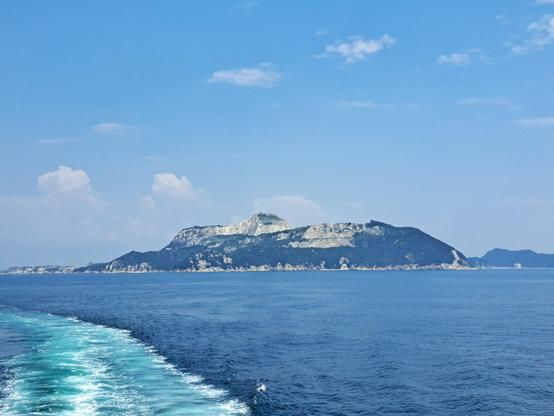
1,269,553,415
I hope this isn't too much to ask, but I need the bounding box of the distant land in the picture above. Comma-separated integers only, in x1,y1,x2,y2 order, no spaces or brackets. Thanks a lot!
2,213,468,274
468,248,554,268
4,214,552,274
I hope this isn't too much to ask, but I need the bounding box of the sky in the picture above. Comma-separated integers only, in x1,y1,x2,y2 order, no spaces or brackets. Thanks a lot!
1,0,554,268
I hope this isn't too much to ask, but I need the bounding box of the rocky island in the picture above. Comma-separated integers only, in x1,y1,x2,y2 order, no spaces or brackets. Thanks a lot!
74,213,467,273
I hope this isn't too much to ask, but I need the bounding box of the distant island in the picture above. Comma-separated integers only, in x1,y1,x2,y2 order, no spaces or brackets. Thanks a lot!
468,248,554,268
3,213,469,274
4,215,553,274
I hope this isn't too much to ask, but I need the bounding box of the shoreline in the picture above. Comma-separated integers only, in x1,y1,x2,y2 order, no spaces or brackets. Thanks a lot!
1,265,524,276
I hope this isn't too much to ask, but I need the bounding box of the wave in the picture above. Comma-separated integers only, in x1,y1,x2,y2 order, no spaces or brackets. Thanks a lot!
0,309,249,415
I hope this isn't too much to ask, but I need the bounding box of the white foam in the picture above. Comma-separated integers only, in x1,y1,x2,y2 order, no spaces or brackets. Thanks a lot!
0,310,251,416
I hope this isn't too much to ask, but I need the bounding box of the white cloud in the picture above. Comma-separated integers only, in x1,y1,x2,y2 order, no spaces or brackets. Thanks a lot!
141,195,156,209
437,52,471,66
510,45,528,55
0,169,217,268
150,173,198,199
38,166,91,194
36,166,104,209
537,0,554,4
338,100,390,109
457,97,521,111
36,138,80,145
510,15,554,55
253,194,323,226
142,173,206,209
437,48,492,66
315,29,328,36
208,64,282,88
318,34,395,63
338,100,419,110
339,100,380,109
92,122,141,135
528,15,554,47
516,117,554,127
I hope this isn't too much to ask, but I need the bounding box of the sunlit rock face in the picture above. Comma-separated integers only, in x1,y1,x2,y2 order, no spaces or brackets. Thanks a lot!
77,214,468,273
171,213,292,247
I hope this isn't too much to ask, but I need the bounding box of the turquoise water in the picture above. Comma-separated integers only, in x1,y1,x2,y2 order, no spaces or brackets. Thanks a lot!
0,310,248,415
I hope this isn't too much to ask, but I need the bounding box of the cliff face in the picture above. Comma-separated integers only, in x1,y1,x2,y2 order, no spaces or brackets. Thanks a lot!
77,213,467,272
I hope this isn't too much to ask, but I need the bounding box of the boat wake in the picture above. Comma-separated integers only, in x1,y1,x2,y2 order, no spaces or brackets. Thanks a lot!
0,309,249,415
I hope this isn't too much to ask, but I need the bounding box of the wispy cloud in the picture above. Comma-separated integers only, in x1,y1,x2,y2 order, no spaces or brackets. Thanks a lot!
509,14,554,54
437,52,471,66
317,34,395,64
528,15,554,47
510,45,528,55
516,117,554,127
338,100,418,110
92,122,142,135
437,49,491,66
314,29,328,36
457,97,522,111
338,100,390,109
35,137,80,145
208,64,282,88
537,0,554,4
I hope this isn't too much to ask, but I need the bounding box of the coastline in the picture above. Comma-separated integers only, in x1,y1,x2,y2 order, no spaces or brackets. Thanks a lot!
2,264,480,275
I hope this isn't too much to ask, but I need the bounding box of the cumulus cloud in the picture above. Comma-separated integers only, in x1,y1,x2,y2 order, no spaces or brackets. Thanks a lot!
253,194,323,225
151,173,197,199
92,122,142,135
318,34,395,63
35,166,105,209
142,172,204,209
0,166,112,266
0,168,216,268
208,64,282,88
38,166,91,194
516,117,554,127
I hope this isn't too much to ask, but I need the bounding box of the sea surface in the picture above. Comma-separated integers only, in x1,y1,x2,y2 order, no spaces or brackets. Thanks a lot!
0,269,553,415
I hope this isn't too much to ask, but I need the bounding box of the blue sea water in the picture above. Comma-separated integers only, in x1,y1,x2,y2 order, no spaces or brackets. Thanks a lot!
0,270,553,415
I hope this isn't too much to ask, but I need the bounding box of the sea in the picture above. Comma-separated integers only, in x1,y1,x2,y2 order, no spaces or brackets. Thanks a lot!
0,269,553,415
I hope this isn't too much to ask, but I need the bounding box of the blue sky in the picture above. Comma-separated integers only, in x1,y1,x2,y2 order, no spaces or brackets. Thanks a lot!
1,0,554,267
